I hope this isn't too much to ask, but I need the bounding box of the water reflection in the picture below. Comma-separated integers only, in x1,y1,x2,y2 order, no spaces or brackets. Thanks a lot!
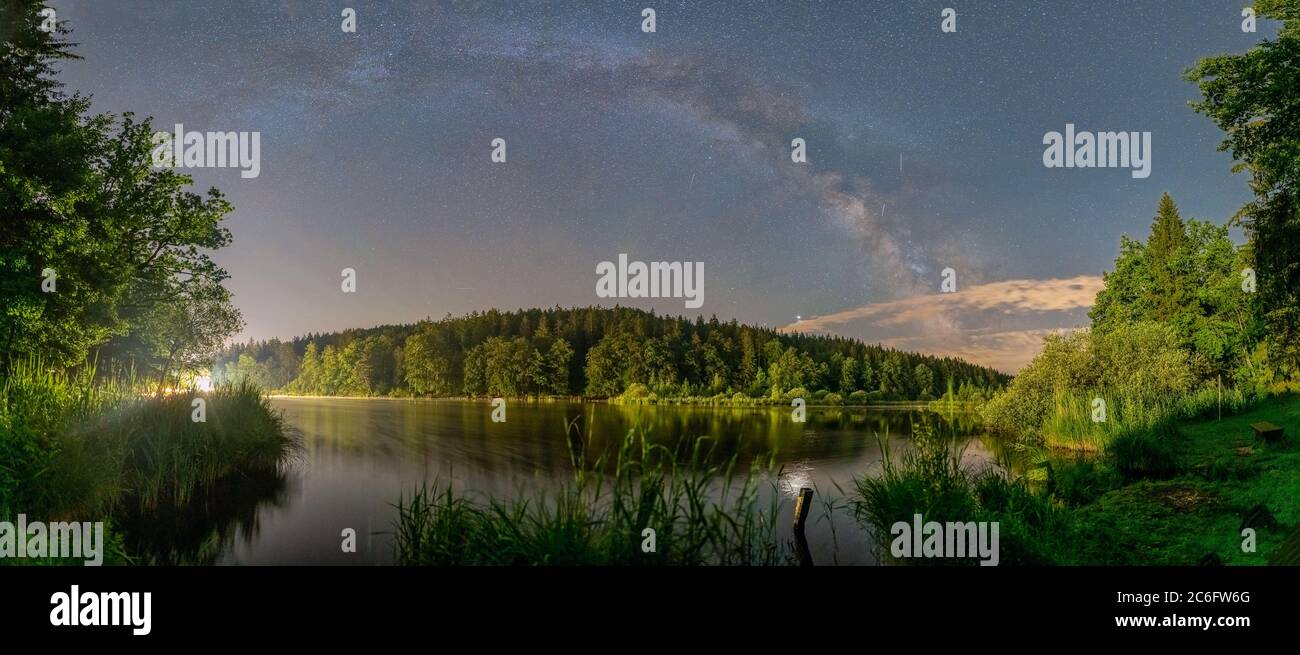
116,466,293,565
175,398,1001,565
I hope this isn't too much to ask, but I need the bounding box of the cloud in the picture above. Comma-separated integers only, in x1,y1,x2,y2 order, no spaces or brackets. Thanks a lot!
783,275,1102,331
877,329,1074,374
778,275,1103,372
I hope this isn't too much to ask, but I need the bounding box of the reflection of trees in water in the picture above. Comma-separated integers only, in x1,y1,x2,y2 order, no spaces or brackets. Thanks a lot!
115,467,293,565
574,405,988,472
268,399,993,488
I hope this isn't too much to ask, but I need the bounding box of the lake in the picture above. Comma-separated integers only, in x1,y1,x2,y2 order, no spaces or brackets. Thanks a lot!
130,398,1003,565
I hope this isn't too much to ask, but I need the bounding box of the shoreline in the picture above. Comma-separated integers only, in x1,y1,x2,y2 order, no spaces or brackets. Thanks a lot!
263,393,947,411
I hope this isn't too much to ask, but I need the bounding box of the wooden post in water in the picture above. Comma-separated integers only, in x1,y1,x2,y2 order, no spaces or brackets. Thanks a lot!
793,487,814,567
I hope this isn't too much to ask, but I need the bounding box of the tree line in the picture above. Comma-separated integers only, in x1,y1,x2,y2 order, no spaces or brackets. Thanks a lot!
215,307,1010,401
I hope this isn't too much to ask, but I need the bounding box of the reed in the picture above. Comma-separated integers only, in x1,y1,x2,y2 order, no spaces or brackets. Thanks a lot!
393,426,790,565
1,360,296,526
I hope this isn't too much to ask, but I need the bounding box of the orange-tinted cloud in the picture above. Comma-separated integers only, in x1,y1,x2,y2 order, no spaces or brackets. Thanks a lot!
777,275,1103,373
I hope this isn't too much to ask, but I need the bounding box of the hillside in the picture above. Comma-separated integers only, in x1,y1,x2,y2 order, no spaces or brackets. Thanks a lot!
214,306,1009,401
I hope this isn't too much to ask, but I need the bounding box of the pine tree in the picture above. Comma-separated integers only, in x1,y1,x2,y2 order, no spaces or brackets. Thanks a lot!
1147,192,1189,322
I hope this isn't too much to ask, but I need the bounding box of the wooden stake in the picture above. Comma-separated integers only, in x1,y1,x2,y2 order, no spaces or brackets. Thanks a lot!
793,487,814,567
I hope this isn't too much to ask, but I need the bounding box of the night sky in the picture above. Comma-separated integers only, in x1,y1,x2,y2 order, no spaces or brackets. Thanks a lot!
49,1,1273,371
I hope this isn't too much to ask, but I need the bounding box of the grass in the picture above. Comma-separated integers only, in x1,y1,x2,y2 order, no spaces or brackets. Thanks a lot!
1,360,297,564
1040,386,1255,451
13,356,1292,566
854,393,1300,565
101,385,295,511
1106,424,1178,482
1043,457,1120,506
1092,392,1297,565
851,421,1073,565
393,424,792,565
1043,391,1153,451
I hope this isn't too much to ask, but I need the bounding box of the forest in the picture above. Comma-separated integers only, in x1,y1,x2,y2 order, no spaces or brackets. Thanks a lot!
214,306,1009,402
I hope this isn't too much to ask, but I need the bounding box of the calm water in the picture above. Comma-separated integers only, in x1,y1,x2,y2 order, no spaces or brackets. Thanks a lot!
134,398,1004,565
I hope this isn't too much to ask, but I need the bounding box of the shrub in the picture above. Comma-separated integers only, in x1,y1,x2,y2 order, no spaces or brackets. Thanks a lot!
982,322,1200,446
622,382,651,399
1107,427,1178,482
1047,458,1120,506
852,426,978,538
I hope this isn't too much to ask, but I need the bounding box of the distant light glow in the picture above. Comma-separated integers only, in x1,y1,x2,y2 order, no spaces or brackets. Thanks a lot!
194,376,213,392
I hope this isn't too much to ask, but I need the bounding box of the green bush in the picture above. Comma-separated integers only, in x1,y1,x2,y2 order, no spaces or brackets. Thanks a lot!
782,387,809,401
1107,427,1178,482
1,362,295,565
1047,458,1120,506
852,429,978,542
982,323,1203,447
622,382,651,399
2,363,295,519
1,362,128,518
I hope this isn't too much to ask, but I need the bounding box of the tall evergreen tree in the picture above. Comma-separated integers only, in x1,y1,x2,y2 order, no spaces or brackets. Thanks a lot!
1146,192,1189,322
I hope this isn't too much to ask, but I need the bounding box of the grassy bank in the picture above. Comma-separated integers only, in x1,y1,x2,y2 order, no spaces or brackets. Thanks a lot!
1038,386,1257,451
394,428,794,565
1,361,297,565
854,394,1300,565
